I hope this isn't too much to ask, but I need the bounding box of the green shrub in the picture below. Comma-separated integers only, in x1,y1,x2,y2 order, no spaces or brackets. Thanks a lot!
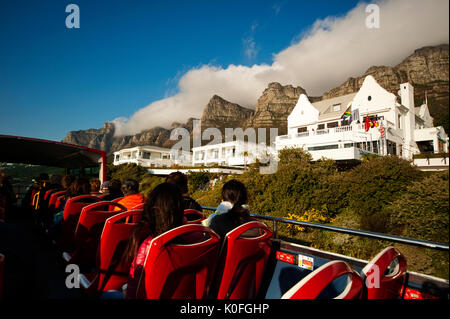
386,170,449,243
345,155,423,231
187,170,218,193
107,163,151,182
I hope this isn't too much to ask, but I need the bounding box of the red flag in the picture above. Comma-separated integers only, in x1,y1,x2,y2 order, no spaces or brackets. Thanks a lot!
364,114,370,132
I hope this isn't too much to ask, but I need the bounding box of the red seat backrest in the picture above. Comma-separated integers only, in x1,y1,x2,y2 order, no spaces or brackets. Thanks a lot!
96,210,143,293
63,195,101,221
130,203,144,210
59,195,101,251
70,201,128,267
75,201,127,236
215,221,273,299
183,209,206,224
361,247,407,299
137,224,220,299
48,190,66,210
111,197,124,203
44,189,55,201
281,260,364,299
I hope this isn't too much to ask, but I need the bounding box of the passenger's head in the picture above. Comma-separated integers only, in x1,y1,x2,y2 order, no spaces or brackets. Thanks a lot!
89,177,101,193
61,174,76,189
221,180,250,223
39,173,49,180
123,182,184,266
100,180,110,193
221,179,248,207
49,174,62,186
144,182,184,235
108,179,123,195
121,178,140,196
165,171,188,195
67,177,91,197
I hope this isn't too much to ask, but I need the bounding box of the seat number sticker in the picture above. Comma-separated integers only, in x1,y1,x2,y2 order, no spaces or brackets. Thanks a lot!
298,255,314,270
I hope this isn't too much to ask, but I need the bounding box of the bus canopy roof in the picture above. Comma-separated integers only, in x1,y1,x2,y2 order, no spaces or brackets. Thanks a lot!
0,135,105,169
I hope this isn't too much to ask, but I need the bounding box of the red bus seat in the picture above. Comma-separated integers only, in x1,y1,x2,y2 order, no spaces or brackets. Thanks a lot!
281,260,364,299
130,203,144,210
183,209,206,224
44,189,55,201
136,224,220,299
48,190,66,212
79,210,143,295
58,195,101,251
361,247,407,299
62,201,127,267
214,221,273,299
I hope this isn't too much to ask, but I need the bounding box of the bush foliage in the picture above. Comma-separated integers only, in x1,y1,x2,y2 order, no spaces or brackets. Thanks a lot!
109,149,448,278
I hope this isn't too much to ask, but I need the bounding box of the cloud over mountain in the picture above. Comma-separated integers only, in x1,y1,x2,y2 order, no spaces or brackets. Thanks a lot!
113,0,449,136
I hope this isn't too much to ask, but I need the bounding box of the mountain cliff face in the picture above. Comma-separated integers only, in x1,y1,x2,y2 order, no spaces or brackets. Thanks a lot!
247,82,307,135
63,45,449,154
201,95,254,130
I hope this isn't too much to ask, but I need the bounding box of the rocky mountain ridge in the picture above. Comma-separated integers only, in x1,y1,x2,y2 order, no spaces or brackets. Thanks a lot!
63,45,449,154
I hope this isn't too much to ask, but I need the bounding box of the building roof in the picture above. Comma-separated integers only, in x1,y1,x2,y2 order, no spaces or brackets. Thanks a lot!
312,93,357,121
114,145,173,154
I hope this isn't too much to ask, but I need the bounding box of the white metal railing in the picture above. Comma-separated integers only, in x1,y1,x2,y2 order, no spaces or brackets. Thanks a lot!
316,129,330,135
296,132,309,138
335,126,353,133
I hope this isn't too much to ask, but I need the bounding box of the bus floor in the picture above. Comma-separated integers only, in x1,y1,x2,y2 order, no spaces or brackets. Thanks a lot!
0,205,84,299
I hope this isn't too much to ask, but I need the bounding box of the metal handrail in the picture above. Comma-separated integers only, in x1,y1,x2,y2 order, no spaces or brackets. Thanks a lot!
201,206,449,251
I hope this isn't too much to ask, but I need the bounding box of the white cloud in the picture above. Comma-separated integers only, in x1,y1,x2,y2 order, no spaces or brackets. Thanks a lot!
113,0,449,136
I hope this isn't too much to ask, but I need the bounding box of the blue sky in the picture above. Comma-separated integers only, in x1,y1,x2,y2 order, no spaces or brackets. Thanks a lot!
0,0,362,141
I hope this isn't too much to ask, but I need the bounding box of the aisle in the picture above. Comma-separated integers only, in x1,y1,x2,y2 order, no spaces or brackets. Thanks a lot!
1,206,83,299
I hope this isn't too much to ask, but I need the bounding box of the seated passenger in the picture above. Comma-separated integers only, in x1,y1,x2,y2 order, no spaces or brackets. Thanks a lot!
165,171,203,212
99,179,123,201
51,177,91,224
207,179,255,240
115,179,144,211
89,177,101,196
121,182,185,298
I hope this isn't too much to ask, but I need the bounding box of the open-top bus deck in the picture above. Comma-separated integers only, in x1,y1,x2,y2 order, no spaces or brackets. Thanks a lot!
0,135,448,301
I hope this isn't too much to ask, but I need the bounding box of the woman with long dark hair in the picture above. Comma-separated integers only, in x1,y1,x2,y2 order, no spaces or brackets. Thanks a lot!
123,182,185,298
208,179,254,240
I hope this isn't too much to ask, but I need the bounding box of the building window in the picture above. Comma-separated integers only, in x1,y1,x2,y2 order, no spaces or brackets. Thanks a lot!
398,114,401,129
344,143,354,148
327,122,338,128
297,127,307,133
142,152,150,159
317,124,325,130
387,140,397,155
372,141,379,154
308,144,339,151
333,104,341,112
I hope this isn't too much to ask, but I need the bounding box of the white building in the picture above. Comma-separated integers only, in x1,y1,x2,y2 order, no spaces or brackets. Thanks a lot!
192,140,271,167
113,145,192,168
275,76,448,162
